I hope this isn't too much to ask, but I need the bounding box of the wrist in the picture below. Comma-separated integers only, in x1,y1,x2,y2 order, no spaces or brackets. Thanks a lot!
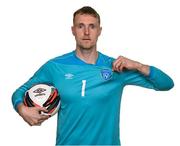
136,62,143,71
17,103,26,116
136,62,150,76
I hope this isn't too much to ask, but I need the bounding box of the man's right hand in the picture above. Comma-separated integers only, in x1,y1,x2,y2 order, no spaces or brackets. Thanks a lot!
17,103,50,126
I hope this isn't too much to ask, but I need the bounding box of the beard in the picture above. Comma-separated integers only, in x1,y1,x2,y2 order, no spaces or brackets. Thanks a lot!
79,45,93,50
77,40,97,51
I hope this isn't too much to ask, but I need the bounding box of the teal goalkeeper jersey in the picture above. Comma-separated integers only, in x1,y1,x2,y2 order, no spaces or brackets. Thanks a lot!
12,51,174,145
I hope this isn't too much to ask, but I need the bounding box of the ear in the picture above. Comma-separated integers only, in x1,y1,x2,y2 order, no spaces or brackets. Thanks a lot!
98,27,102,36
71,26,75,36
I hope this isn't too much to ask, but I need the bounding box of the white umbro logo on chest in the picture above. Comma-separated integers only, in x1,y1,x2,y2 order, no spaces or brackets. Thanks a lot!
64,73,74,79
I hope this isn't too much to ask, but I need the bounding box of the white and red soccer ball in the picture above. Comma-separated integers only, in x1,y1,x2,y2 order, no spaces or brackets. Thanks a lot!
24,84,60,116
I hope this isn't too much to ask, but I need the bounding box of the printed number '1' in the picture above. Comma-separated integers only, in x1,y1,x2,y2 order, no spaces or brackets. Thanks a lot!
81,80,86,97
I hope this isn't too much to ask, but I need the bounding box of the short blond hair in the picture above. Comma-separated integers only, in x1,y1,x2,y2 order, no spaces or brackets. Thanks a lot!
73,6,100,25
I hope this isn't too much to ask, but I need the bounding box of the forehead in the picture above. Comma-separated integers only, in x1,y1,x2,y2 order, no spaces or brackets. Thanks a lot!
74,14,99,25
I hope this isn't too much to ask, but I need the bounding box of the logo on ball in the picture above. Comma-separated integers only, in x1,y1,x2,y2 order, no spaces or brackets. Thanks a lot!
33,88,46,97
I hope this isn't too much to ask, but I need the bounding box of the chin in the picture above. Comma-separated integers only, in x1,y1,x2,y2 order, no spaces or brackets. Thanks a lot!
81,47,93,50
80,45,94,50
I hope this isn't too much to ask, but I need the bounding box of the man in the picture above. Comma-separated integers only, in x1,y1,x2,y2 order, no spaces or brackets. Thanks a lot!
12,6,174,145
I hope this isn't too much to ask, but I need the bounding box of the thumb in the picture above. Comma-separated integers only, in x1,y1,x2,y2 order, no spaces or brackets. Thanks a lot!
112,61,116,71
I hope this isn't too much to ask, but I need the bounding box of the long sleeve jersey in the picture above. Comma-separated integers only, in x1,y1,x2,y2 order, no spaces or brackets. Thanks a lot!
12,51,174,145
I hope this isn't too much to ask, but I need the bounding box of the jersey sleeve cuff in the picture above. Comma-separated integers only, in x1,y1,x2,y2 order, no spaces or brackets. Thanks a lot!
148,66,156,79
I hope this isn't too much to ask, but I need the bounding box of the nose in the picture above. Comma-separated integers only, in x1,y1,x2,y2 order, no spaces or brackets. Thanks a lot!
84,27,89,35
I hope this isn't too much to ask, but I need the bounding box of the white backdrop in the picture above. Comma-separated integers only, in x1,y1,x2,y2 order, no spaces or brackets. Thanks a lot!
0,0,179,146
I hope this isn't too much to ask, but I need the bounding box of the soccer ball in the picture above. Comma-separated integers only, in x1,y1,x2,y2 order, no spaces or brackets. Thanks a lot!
24,84,60,116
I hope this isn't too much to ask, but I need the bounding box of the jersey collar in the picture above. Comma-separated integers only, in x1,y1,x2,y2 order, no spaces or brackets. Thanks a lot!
73,50,104,66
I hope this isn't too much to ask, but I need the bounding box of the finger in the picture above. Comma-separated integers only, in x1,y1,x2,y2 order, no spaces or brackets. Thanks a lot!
119,61,126,72
113,60,119,71
112,63,116,71
37,107,48,113
32,106,47,115
113,56,123,65
112,57,120,71
38,119,46,125
36,123,41,126
33,121,42,126
35,116,49,125
29,119,39,126
30,117,47,126
33,122,42,126
40,114,50,120
114,61,123,72
32,108,50,120
113,56,124,71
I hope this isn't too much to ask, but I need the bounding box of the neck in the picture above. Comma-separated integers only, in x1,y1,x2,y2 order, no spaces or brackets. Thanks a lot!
75,47,98,64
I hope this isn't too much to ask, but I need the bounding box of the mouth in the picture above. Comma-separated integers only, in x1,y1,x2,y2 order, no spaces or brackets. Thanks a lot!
82,38,91,40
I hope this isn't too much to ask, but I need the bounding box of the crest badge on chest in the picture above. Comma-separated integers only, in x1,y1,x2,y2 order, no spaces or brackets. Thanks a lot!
101,69,113,81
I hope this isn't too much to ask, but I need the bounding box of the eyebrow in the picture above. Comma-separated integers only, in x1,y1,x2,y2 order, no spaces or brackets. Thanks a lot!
76,22,96,26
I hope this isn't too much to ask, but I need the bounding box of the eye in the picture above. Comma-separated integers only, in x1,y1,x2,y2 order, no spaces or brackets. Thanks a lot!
77,24,84,29
89,24,95,29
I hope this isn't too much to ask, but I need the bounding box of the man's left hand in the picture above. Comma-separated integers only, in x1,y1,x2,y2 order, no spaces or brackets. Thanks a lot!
112,56,150,76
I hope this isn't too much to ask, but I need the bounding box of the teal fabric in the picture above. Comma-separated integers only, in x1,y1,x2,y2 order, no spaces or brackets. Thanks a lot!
12,51,174,145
